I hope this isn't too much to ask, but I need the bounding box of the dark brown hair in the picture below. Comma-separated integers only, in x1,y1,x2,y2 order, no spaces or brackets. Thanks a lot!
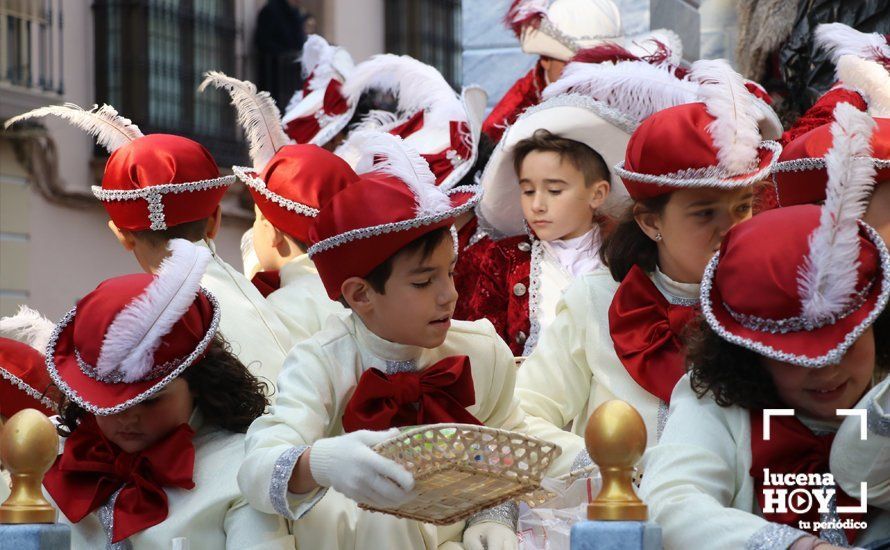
512,129,610,186
599,194,671,282
131,218,210,247
57,335,269,436
685,311,890,409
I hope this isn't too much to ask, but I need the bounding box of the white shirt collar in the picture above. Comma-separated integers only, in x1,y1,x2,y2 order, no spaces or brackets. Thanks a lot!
352,313,424,367
540,227,603,278
652,266,701,305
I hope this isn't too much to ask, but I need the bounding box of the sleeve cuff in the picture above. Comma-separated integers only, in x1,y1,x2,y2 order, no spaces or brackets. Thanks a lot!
868,382,890,437
269,445,327,520
745,523,808,550
465,501,519,531
571,448,593,472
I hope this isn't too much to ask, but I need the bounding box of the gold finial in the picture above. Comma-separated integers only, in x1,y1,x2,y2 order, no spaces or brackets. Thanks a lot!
0,408,60,524
584,400,648,521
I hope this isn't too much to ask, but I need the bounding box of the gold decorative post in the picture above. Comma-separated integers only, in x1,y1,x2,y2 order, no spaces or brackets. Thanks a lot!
0,409,60,524
584,400,648,521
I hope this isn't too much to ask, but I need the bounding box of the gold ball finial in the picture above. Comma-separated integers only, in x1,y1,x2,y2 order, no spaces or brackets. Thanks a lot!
584,400,648,521
0,408,60,524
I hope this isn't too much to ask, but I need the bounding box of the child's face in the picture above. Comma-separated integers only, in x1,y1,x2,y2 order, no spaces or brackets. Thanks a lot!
640,186,754,283
864,181,889,246
518,150,608,242
763,327,875,420
362,233,458,349
94,378,194,453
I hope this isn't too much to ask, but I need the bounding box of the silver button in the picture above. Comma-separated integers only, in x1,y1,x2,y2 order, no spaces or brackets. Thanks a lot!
515,331,527,345
517,241,531,252
513,283,527,297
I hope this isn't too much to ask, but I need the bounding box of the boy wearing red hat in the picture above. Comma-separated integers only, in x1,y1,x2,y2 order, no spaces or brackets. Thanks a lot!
238,131,568,550
5,105,294,390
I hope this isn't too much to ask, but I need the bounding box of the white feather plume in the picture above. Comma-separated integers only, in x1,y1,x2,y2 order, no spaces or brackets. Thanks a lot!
815,22,890,64
301,34,337,92
96,239,211,383
798,102,878,323
0,305,55,353
543,60,699,124
507,0,549,28
344,129,450,217
836,55,890,117
626,28,684,65
342,54,465,127
689,59,762,174
199,71,290,170
353,109,405,132
4,103,143,153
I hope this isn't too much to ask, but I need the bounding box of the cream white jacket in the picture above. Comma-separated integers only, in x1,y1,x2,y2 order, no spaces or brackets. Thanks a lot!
266,254,344,343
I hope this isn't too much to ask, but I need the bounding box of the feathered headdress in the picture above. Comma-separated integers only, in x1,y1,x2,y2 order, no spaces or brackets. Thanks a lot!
815,22,890,69
4,103,143,153
96,239,211,383
301,34,337,93
797,102,878,324
505,0,549,37
0,305,55,354
199,71,291,171
344,129,450,217
836,55,890,118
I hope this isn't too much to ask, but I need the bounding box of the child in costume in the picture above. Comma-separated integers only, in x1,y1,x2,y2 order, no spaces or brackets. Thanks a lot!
201,72,358,342
4,105,293,390
41,239,292,549
639,103,889,549
237,130,551,550
514,60,783,465
774,23,890,244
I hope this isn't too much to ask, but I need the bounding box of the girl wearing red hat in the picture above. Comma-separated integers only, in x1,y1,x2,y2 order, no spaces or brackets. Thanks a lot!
4,104,294,393
41,239,292,549
639,103,889,549
514,59,784,471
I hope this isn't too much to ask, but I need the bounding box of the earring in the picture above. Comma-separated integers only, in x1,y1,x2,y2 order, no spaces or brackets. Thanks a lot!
654,232,662,242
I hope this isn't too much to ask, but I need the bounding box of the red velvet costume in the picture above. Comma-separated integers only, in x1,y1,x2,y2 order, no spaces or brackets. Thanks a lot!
481,61,547,143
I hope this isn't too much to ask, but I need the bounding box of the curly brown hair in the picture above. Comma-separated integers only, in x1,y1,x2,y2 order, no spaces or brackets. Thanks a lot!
57,335,269,436
685,311,890,409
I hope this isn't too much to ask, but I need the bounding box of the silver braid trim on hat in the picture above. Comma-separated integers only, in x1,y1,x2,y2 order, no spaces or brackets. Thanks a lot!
700,223,890,368
520,93,639,135
44,289,221,415
307,185,482,257
0,368,55,410
614,141,782,189
308,108,355,148
772,156,890,175
535,18,623,55
233,166,320,217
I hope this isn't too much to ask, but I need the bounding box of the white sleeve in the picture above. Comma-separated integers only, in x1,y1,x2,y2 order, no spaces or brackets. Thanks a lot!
222,496,295,549
639,376,809,550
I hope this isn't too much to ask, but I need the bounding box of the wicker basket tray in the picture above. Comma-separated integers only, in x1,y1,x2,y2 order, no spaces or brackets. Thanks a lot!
358,423,562,525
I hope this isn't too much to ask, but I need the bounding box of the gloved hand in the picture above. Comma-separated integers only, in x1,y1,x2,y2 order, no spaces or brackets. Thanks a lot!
463,521,519,550
309,428,414,508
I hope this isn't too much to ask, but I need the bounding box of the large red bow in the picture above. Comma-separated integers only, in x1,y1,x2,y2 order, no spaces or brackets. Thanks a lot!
43,416,196,542
608,265,698,403
342,355,483,432
750,410,865,543
284,80,349,144
251,270,281,298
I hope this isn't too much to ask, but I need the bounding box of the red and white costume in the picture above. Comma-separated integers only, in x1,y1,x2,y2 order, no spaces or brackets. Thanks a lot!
640,103,890,548
513,61,783,472
39,240,292,549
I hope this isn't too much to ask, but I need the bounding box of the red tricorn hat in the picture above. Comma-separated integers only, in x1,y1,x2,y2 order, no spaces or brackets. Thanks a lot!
46,240,219,414
308,130,480,300
702,105,889,367
4,104,233,231
0,337,56,417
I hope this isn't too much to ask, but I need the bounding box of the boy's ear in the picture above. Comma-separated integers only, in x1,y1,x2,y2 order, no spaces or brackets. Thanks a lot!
633,203,662,242
341,277,375,315
588,179,610,210
205,205,223,240
107,220,137,251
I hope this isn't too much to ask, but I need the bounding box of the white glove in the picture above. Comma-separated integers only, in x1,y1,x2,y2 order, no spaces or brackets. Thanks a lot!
309,428,414,508
463,521,518,550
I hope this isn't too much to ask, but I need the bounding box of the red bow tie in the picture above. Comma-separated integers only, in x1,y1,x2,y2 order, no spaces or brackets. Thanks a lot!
44,416,196,542
750,410,866,543
251,270,281,298
342,355,483,432
608,265,699,403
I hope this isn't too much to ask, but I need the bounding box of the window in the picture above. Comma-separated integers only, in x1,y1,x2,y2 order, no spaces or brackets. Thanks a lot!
385,0,461,88
93,0,244,166
0,0,63,93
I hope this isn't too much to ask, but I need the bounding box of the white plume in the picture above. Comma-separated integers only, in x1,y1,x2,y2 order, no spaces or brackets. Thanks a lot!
836,55,890,117
0,305,55,353
96,239,211,383
543,60,699,125
4,103,143,153
798,103,878,324
345,129,450,217
199,71,291,170
342,54,465,127
815,23,890,64
689,59,762,175
626,28,684,65
353,109,405,132
507,0,549,28
301,34,337,92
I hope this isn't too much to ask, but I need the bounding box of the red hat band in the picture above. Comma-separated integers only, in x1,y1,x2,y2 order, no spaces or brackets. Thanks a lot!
0,337,56,417
92,134,234,231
